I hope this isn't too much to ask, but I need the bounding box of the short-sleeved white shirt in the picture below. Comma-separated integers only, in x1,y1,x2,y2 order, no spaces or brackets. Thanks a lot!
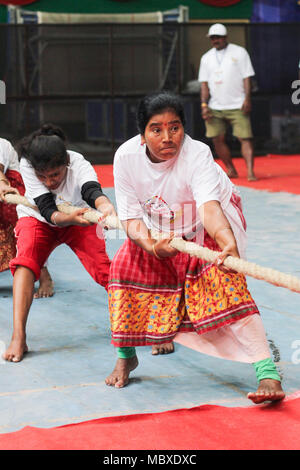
113,134,233,238
17,150,99,224
198,43,255,110
0,138,19,173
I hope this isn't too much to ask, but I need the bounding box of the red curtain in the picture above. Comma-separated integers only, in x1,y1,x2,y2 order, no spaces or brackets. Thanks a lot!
199,0,241,6
0,1,37,5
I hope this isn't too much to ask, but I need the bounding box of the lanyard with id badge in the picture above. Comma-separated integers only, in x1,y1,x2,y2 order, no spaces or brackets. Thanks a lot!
214,48,227,86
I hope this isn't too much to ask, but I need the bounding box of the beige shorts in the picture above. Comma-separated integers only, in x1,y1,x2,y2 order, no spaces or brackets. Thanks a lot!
205,108,253,139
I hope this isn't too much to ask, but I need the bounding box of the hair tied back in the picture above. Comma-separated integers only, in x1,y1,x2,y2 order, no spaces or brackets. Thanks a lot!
40,123,66,141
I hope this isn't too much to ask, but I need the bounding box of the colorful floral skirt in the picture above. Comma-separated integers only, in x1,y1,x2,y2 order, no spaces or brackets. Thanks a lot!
108,231,259,348
0,170,25,272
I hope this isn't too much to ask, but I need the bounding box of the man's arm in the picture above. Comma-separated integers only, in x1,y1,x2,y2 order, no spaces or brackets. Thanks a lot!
200,82,212,121
242,77,252,114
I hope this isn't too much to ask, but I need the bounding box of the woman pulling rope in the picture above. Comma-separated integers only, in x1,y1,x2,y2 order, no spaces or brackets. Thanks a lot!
2,100,292,403
104,91,285,404
3,133,298,403
2,124,116,363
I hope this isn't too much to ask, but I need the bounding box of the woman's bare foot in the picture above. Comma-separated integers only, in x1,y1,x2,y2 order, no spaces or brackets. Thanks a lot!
34,267,54,299
247,379,285,404
152,342,174,355
2,336,28,363
105,356,138,388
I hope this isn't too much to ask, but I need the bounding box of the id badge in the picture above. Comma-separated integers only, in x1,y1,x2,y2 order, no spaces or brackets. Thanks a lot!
214,69,223,85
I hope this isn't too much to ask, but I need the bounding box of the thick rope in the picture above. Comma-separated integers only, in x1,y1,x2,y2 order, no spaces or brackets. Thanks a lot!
169,237,300,294
3,193,123,229
4,193,300,294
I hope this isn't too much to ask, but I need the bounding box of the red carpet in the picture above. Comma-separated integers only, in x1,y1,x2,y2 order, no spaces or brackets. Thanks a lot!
95,163,115,189
1,395,300,450
95,154,300,194
217,154,300,194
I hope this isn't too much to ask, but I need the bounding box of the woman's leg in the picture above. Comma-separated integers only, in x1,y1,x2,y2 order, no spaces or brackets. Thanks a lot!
4,218,58,362
105,347,138,388
248,357,285,403
3,266,35,362
34,265,54,299
65,225,140,386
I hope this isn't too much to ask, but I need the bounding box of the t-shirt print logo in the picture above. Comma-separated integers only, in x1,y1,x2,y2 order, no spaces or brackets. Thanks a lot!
142,196,201,238
143,195,175,221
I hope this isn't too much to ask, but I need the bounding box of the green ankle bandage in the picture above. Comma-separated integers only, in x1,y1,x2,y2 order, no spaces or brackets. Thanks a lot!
116,347,136,359
253,357,281,383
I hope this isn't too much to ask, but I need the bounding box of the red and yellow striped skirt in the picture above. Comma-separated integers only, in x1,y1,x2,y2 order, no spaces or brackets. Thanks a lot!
108,232,259,348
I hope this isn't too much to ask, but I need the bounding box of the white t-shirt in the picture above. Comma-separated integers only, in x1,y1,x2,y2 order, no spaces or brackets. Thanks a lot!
114,134,233,239
0,138,19,173
17,150,99,224
198,43,255,110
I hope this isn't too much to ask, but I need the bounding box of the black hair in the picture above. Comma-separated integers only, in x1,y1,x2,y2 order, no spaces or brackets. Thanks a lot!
17,123,68,172
136,91,186,135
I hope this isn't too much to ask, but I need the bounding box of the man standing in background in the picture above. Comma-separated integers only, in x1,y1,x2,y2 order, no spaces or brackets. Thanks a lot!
198,23,257,181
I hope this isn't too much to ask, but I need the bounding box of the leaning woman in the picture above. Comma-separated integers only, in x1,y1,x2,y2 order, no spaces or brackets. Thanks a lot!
0,137,53,298
3,124,115,363
105,91,284,404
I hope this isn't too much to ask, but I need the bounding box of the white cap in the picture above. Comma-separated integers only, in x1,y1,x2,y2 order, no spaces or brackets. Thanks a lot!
207,23,227,37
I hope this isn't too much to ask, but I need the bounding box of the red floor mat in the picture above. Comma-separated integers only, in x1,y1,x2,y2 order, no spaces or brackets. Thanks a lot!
95,154,300,194
1,395,300,450
218,154,300,194
94,163,115,189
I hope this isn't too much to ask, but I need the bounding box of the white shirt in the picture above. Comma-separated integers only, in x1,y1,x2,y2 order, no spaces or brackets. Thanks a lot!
17,150,99,224
114,134,233,239
198,43,255,110
0,138,19,173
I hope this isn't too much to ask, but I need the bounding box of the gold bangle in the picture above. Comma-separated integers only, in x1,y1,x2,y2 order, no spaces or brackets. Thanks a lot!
213,227,232,241
201,102,208,108
152,243,163,260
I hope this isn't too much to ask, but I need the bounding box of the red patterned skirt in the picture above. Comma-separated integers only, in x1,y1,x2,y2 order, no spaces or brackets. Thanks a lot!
108,230,259,348
0,170,25,272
